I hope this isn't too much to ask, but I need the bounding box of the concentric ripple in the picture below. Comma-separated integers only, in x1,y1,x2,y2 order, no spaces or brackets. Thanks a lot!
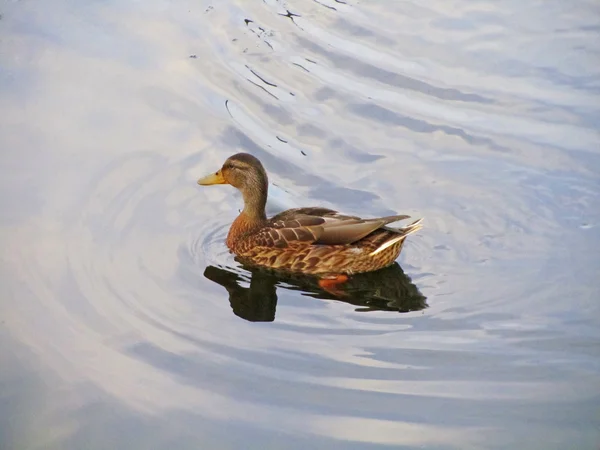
1,0,599,449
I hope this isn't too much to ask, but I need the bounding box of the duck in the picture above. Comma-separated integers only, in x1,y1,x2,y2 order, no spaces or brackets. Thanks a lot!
197,152,422,286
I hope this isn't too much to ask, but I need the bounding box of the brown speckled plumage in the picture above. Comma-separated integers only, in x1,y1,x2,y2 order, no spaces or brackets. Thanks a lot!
198,153,422,276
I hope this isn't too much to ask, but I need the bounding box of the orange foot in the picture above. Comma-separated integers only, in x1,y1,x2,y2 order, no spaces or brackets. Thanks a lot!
318,274,349,297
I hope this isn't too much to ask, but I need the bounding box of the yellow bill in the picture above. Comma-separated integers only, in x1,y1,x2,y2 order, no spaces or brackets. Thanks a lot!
197,170,226,185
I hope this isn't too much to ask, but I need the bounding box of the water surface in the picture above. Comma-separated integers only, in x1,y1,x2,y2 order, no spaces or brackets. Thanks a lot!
1,0,599,449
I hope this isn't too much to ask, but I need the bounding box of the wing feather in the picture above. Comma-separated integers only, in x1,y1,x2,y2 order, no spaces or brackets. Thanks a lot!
259,211,412,248
316,214,411,245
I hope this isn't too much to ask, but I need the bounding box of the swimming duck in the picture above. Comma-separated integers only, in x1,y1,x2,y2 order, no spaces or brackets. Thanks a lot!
197,153,422,283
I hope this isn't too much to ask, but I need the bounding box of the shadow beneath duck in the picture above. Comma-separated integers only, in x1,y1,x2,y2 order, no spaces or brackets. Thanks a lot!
204,262,427,322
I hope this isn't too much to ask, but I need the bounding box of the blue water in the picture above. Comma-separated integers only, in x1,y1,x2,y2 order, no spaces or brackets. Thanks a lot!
1,0,599,449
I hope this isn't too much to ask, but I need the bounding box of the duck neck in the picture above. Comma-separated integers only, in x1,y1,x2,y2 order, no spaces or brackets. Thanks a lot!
241,184,267,222
226,184,267,249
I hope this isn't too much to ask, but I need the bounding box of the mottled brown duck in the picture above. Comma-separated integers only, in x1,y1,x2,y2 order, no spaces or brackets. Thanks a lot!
197,153,422,284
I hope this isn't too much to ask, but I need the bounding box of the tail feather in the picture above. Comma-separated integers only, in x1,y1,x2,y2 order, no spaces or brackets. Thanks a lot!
370,218,423,256
379,214,411,225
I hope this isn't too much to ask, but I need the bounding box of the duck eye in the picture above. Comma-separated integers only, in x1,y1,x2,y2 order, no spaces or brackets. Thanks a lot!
225,163,243,171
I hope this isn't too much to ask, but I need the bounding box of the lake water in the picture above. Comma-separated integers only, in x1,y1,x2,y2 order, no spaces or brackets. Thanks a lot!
1,0,599,449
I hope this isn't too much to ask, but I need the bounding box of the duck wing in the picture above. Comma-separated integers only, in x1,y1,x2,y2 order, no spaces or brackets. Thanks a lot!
265,207,411,247
253,215,326,248
270,207,358,221
316,214,410,245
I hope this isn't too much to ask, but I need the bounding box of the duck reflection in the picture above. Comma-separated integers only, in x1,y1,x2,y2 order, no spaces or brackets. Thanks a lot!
204,262,427,322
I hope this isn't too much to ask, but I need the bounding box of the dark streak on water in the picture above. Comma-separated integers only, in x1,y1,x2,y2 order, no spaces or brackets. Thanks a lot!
1,0,599,449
